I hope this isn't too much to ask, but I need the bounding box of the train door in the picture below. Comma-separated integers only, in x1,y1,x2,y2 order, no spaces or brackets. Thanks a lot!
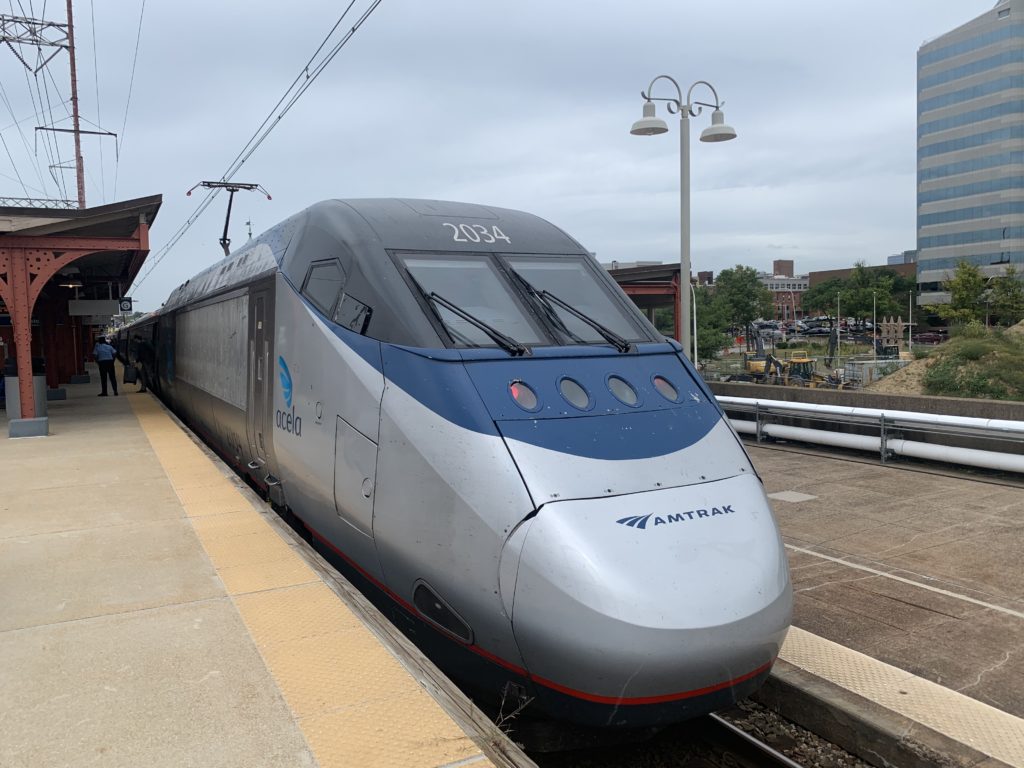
247,289,273,468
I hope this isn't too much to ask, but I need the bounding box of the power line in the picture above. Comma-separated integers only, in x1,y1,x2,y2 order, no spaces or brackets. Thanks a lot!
0,81,45,193
134,0,385,290
89,0,103,202
0,129,30,196
112,0,143,200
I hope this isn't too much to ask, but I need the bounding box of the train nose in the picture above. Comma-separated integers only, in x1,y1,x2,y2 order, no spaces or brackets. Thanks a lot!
506,472,791,726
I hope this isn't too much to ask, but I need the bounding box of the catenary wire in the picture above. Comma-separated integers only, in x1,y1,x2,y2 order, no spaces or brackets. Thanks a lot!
89,0,104,202
0,77,48,194
134,0,384,290
112,0,144,200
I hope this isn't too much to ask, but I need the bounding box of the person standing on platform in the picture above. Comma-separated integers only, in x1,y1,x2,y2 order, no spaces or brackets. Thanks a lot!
93,336,118,397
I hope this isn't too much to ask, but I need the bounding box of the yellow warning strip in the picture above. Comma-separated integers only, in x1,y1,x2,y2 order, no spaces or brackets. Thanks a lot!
781,627,1024,767
127,393,492,768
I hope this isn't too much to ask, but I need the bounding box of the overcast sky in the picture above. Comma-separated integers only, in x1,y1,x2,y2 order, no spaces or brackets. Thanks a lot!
0,0,993,310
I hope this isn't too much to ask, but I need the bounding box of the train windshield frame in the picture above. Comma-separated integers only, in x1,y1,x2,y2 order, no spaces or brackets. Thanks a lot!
502,255,649,344
398,251,655,351
400,253,549,349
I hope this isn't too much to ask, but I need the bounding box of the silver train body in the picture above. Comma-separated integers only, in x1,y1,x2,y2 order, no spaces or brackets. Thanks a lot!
121,199,791,728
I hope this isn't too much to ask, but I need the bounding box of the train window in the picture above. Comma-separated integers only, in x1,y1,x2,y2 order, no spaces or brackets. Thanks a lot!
302,260,346,316
333,294,373,335
504,256,647,344
402,255,546,347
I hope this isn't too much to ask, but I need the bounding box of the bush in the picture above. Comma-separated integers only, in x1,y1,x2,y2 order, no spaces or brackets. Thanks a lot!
955,321,988,339
957,340,989,361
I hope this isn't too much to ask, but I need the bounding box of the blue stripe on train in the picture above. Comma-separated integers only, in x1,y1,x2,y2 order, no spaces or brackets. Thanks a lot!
322,300,720,459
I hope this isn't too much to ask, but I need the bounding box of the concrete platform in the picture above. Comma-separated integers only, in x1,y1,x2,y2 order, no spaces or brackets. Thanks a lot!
751,444,1024,767
0,371,527,768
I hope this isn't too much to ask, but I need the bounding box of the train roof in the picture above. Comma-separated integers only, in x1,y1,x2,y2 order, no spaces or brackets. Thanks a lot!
160,198,589,310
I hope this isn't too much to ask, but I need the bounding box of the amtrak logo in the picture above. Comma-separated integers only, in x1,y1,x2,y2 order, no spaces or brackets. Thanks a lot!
279,356,293,408
275,356,302,436
616,505,735,530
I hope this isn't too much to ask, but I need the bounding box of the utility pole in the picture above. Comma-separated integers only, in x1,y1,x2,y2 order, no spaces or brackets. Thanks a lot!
0,5,108,208
187,181,272,257
65,0,85,208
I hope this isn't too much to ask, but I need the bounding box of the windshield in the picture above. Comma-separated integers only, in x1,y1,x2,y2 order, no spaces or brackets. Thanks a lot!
504,257,646,343
403,256,546,347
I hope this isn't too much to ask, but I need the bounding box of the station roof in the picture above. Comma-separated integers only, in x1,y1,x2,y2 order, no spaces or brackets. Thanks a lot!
0,194,162,297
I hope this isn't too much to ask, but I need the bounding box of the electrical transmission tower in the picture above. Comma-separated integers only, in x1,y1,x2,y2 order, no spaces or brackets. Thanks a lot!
0,1,109,209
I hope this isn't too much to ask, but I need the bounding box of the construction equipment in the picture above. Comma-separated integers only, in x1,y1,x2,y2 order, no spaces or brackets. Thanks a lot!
731,349,843,388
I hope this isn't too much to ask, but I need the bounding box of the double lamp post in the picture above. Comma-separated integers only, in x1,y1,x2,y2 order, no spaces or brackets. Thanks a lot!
630,76,736,361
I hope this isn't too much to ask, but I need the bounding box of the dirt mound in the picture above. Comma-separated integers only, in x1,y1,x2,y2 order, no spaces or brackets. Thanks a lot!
863,357,931,395
1005,319,1024,339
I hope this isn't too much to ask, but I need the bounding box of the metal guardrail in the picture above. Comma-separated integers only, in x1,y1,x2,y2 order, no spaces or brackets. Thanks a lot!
717,396,1024,473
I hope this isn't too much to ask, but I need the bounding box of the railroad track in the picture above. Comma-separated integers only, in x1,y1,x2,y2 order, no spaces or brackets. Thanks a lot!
702,713,807,768
526,712,814,767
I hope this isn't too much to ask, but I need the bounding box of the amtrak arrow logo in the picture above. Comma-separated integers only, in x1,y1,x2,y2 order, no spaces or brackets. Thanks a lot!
616,514,653,529
278,356,293,408
617,505,737,531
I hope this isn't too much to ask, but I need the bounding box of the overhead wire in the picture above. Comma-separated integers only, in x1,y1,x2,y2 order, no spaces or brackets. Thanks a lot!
134,0,385,290
112,0,144,200
7,0,57,197
36,58,69,198
89,0,103,202
0,131,30,196
0,80,44,195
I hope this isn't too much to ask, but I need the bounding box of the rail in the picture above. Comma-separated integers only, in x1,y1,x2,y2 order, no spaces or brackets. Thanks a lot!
717,396,1024,474
703,713,807,768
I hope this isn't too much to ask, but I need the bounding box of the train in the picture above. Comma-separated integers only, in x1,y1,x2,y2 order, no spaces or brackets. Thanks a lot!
117,198,792,731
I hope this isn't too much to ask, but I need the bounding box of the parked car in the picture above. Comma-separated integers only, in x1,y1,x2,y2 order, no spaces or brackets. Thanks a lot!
804,327,832,336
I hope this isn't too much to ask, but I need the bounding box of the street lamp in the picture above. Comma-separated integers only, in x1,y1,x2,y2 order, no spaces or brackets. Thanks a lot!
631,76,736,361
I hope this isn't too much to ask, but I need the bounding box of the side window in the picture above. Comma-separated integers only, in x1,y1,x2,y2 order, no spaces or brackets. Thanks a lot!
334,294,373,335
302,260,346,316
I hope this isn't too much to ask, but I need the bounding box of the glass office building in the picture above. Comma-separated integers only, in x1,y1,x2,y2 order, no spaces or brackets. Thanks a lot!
917,0,1024,303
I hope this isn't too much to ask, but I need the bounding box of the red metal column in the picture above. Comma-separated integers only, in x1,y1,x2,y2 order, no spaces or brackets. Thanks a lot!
8,255,36,417
671,272,682,343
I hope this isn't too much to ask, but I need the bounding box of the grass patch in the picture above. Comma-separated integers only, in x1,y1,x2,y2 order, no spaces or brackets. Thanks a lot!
922,329,1024,400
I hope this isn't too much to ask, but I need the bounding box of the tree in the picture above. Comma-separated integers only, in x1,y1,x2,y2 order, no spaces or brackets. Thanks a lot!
988,265,1024,326
713,266,773,345
929,261,985,325
693,286,731,361
800,278,845,318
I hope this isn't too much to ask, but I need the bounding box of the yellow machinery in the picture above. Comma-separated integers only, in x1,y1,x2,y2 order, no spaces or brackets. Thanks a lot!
739,349,841,387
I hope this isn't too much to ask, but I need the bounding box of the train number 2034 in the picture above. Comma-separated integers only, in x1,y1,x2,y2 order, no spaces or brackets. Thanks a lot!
442,222,511,244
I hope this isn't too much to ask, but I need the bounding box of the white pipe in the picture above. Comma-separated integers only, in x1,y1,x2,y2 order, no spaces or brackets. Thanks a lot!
728,419,1024,474
889,439,1024,473
717,396,1024,435
761,423,881,452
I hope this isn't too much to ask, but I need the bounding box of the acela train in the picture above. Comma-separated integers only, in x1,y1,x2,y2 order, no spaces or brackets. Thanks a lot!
119,199,791,729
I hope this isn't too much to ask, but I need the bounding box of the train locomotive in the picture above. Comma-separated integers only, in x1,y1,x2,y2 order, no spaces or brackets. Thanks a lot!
120,198,792,729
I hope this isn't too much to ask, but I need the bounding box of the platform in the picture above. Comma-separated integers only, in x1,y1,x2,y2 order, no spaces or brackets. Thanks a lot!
753,444,1024,767
0,370,524,768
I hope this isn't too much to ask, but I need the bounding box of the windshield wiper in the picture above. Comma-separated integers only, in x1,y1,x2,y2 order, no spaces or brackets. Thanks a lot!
428,292,529,356
507,269,587,344
538,290,632,353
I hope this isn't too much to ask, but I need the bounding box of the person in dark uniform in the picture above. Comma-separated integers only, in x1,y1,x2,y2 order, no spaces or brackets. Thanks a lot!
136,337,155,393
93,336,118,396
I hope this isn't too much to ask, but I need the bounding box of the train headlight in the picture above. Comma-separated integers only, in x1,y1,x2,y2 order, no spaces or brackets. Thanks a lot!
509,380,539,411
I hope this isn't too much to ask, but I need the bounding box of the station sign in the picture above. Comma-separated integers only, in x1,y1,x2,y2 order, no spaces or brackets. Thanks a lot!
68,299,120,317
119,297,133,313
